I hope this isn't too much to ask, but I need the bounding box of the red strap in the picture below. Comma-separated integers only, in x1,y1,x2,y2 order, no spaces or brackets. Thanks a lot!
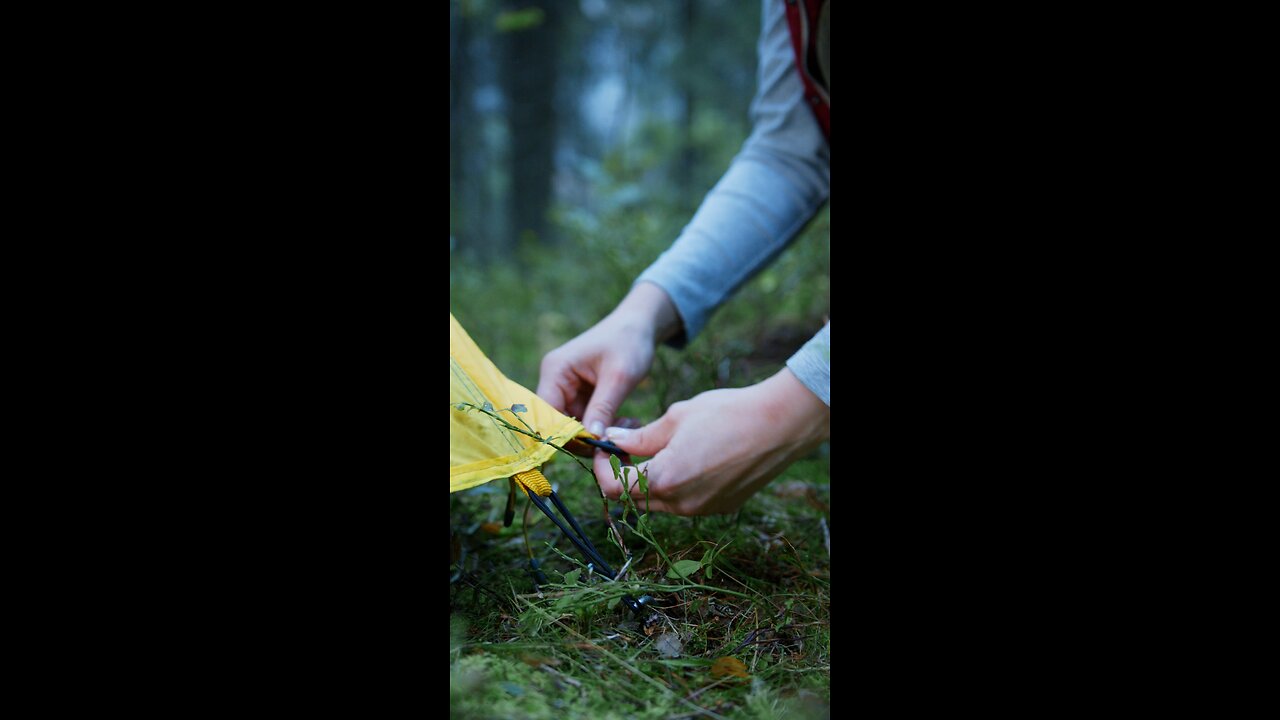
784,0,830,141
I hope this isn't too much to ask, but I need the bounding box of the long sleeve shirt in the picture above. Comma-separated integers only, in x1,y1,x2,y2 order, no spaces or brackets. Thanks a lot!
635,0,831,406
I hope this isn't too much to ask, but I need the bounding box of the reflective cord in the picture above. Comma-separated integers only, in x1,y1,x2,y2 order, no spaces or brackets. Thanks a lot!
511,466,645,616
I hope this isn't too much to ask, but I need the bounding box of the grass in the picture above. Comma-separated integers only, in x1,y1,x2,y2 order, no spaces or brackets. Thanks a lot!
450,453,830,720
450,178,830,718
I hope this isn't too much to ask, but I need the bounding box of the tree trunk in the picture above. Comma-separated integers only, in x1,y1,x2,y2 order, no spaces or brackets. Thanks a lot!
500,2,563,249
680,0,698,203
450,2,462,243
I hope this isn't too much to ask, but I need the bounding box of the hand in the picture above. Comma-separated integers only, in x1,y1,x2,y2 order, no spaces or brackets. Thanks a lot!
536,282,682,437
595,368,830,516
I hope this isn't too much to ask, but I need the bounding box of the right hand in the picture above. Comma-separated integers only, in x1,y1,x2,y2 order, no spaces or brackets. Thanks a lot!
536,282,681,438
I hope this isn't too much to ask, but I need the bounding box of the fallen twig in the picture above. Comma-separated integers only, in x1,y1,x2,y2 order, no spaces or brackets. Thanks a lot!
539,664,582,688
522,601,729,720
686,675,735,701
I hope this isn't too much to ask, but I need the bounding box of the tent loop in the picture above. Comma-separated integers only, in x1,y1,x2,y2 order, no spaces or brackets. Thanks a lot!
512,468,553,497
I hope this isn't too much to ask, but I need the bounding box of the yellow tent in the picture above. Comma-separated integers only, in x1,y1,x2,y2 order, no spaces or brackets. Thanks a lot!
450,311,586,494
450,312,636,593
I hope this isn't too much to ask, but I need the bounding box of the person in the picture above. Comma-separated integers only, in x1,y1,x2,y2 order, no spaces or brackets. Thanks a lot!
537,0,831,516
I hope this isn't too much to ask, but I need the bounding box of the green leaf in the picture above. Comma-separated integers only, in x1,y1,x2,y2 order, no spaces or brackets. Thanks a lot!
702,540,731,579
710,656,750,679
610,455,623,485
501,682,525,696
563,568,581,586
495,7,545,32
608,596,620,610
666,559,703,580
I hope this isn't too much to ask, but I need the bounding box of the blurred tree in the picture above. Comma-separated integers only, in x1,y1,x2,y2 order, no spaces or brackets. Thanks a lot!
449,1,465,241
499,2,564,248
450,0,761,263
679,1,697,200
451,0,504,257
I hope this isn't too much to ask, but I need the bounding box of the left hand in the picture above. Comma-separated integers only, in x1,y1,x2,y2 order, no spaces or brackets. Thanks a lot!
594,368,830,515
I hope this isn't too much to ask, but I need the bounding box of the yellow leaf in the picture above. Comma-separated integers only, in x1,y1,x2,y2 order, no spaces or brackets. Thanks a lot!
519,655,559,668
710,656,749,679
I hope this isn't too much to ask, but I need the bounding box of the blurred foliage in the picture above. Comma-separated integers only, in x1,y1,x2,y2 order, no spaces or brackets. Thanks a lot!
495,7,544,32
452,0,761,253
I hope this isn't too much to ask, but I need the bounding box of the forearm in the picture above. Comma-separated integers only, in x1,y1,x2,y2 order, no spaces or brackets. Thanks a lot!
635,0,829,347
636,153,828,346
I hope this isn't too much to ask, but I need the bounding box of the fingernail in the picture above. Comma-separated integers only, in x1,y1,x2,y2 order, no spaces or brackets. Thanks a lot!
605,427,630,439
590,421,604,437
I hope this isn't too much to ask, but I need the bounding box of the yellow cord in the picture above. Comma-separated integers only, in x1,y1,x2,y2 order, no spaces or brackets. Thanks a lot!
513,468,552,497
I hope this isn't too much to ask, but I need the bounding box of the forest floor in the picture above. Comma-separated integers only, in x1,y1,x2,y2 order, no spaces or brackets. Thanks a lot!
450,447,830,720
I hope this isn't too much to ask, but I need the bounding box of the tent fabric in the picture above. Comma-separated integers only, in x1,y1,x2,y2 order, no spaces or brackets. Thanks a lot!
450,312,585,493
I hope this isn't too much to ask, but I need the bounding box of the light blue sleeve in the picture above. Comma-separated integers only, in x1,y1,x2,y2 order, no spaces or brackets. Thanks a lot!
786,322,830,406
635,0,830,347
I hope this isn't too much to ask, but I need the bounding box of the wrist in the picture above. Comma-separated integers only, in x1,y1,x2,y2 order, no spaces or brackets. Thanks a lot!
609,282,683,345
759,368,831,445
